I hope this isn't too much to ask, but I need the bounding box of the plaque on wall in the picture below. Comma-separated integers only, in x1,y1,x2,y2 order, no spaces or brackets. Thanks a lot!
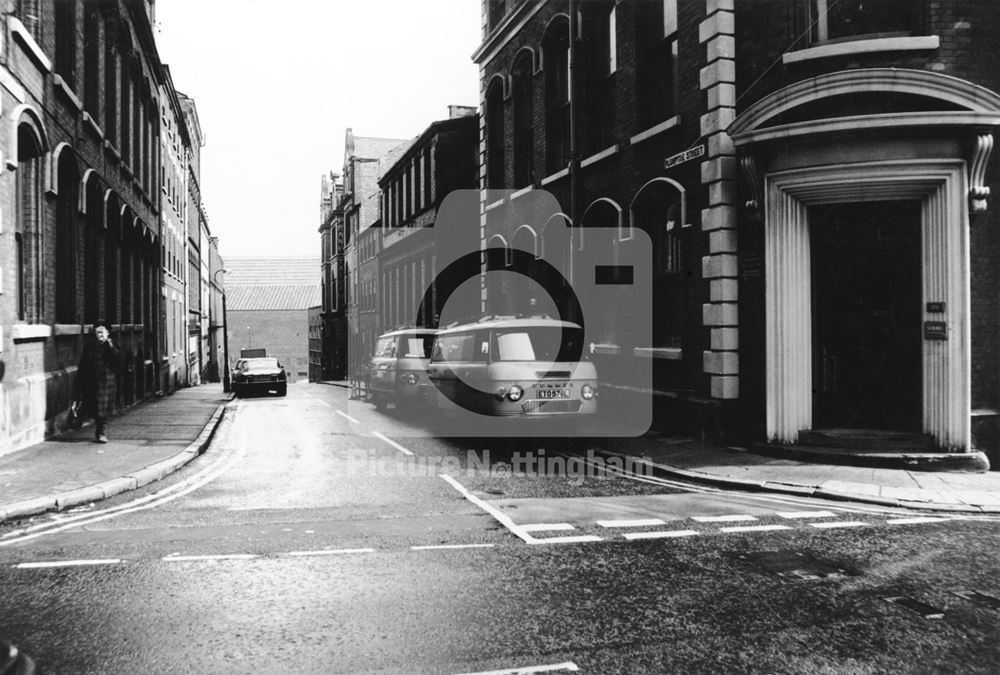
924,321,947,340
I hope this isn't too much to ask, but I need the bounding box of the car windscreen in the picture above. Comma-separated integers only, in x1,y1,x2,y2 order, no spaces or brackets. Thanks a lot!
244,358,279,371
398,333,435,358
430,333,476,363
493,326,584,362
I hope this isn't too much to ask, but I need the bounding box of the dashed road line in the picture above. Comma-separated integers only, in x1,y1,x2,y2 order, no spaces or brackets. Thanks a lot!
720,524,793,534
15,559,122,569
885,517,951,525
776,510,838,519
287,548,375,557
810,521,868,529
411,544,496,551
521,523,576,533
163,553,258,562
596,518,666,528
623,529,699,541
527,535,603,545
454,661,579,675
335,409,360,424
692,514,757,523
372,430,413,456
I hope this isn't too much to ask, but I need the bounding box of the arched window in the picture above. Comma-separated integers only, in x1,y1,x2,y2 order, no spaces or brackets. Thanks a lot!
485,78,505,189
631,181,685,348
15,121,44,322
84,176,103,324
120,212,133,324
542,16,570,175
105,196,121,325
511,51,534,188
55,149,80,324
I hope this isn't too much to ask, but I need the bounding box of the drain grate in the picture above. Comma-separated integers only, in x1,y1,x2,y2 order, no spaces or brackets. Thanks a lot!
741,550,854,580
953,590,1000,610
883,596,945,619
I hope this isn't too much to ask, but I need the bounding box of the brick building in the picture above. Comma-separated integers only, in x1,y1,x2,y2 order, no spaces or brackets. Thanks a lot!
376,107,480,337
0,0,174,454
224,257,320,383
474,0,999,462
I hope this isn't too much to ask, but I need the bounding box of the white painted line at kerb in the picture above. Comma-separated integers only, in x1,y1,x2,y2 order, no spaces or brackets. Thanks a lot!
15,558,122,569
597,518,666,528
521,523,575,533
720,524,793,534
454,661,579,675
810,521,869,529
692,514,757,523
335,409,360,424
163,553,258,562
411,544,496,551
372,430,413,456
623,530,699,541
886,517,951,525
287,548,375,557
777,510,838,519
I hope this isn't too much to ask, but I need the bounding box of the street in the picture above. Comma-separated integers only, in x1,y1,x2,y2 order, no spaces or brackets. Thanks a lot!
1,382,999,674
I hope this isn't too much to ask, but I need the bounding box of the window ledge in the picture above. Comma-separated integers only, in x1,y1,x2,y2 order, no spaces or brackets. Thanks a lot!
634,346,683,360
485,198,506,212
540,166,569,186
12,323,52,341
630,116,681,146
53,75,83,112
590,343,621,356
103,140,121,161
53,323,84,336
9,17,51,73
580,144,619,168
82,113,104,140
783,35,939,64
510,185,533,201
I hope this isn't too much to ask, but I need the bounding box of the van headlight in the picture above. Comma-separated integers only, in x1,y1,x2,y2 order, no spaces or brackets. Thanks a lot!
581,384,596,400
402,373,418,385
507,385,524,402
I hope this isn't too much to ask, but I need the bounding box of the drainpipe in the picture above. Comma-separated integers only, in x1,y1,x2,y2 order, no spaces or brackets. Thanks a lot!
568,0,580,297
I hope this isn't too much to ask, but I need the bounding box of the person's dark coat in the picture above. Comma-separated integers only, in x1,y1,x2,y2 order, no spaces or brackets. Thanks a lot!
74,339,120,419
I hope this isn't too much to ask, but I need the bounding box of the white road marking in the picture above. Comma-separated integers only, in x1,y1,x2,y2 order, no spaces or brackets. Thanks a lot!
439,473,534,544
372,430,413,456
623,530,699,541
454,661,580,675
15,559,122,569
810,521,869,529
692,514,757,523
596,518,666,528
521,523,575,532
335,409,360,424
287,548,374,557
410,544,496,551
526,535,603,545
720,524,792,533
314,398,331,407
776,510,838,519
885,517,951,525
163,553,258,562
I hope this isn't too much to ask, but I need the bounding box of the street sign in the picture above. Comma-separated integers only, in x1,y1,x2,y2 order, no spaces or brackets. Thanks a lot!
664,145,705,170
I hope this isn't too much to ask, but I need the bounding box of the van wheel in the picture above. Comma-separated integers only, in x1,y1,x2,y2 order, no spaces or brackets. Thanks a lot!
374,395,387,411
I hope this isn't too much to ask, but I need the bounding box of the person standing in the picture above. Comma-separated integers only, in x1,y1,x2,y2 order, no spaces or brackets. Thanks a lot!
74,321,120,443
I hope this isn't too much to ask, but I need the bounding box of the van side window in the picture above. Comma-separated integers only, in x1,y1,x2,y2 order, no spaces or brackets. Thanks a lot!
474,330,490,363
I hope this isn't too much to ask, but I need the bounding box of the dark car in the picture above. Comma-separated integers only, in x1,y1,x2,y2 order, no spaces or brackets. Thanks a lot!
232,357,287,397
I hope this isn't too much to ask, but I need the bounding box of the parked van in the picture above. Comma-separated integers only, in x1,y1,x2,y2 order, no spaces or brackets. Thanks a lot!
422,317,598,424
368,328,437,411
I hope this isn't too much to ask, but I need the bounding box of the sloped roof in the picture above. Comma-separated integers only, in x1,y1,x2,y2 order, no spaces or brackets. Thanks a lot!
227,285,321,311
223,257,320,311
377,137,417,179
354,136,409,161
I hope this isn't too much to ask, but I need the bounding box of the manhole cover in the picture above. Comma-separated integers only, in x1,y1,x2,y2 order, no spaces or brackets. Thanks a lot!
742,550,854,580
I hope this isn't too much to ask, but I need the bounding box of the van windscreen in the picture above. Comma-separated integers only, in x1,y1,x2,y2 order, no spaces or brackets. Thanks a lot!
494,326,584,362
400,334,435,358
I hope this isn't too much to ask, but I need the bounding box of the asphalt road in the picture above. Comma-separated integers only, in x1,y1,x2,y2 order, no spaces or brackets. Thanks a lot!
1,383,999,674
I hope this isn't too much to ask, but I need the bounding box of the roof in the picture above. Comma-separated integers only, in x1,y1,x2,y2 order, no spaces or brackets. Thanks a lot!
223,257,320,286
353,136,409,161
378,328,438,339
376,137,417,179
227,285,321,311
223,257,320,311
436,316,581,336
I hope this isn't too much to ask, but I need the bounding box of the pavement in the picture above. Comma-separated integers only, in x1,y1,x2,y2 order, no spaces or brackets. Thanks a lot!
0,384,231,524
1,380,998,524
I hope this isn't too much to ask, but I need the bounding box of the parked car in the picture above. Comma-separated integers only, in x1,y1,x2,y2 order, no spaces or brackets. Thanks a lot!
368,328,437,411
421,316,598,425
232,357,287,397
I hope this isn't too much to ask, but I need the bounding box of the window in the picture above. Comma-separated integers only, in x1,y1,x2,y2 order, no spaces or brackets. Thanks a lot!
608,5,617,74
809,0,924,43
15,123,43,322
485,78,506,189
488,0,507,31
580,1,616,154
17,0,41,44
55,0,77,88
84,181,102,324
542,16,570,175
511,52,534,188
635,0,678,129
104,22,118,145
55,152,79,323
83,3,100,114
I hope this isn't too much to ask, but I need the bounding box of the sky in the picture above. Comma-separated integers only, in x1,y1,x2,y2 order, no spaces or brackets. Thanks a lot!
153,0,483,259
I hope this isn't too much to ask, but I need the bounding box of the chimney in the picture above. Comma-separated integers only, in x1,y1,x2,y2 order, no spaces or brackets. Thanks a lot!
448,105,477,119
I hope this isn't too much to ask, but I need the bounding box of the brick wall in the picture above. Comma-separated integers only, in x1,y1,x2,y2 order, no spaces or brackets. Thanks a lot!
229,309,311,383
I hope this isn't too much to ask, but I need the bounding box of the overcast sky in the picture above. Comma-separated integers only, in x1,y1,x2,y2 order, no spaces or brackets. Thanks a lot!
153,0,483,259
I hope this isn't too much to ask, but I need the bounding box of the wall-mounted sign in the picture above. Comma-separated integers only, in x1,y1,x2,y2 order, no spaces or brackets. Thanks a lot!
664,145,705,170
924,321,948,341
926,302,946,313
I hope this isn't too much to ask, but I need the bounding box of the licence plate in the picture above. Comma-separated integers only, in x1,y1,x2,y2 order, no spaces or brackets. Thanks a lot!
537,389,570,399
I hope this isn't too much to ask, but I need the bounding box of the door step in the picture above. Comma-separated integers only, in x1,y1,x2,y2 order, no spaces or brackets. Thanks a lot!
799,428,936,453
